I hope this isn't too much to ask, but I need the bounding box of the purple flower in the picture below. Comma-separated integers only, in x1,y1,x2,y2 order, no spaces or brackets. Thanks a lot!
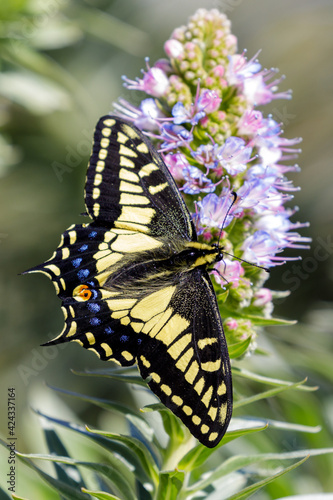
241,230,281,267
123,65,169,98
164,153,188,181
197,89,222,114
217,137,253,176
213,258,244,287
182,166,215,194
197,192,235,229
191,144,219,169
160,123,192,151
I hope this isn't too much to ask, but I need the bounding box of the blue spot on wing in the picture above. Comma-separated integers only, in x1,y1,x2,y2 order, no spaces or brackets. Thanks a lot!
72,258,82,268
105,326,113,334
120,335,129,342
88,303,100,313
77,269,90,280
79,244,89,252
89,231,97,239
90,317,101,326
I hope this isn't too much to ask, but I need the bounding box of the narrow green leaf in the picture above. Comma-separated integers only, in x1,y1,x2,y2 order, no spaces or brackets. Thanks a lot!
16,453,137,500
13,454,91,500
155,471,185,500
81,489,121,500
232,366,318,391
277,495,333,499
86,426,159,487
178,422,267,471
228,337,252,359
225,456,309,500
187,448,333,493
234,378,310,409
218,302,296,326
48,385,154,442
33,410,153,485
71,367,147,387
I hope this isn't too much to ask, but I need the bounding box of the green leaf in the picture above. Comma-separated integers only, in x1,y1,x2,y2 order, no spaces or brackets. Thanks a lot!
81,489,121,500
234,378,311,409
86,426,159,487
225,456,309,500
232,366,318,391
71,367,147,387
228,336,252,359
33,410,153,486
187,449,333,493
218,302,296,326
16,453,137,500
155,471,185,500
177,421,268,471
48,384,154,442
12,454,91,500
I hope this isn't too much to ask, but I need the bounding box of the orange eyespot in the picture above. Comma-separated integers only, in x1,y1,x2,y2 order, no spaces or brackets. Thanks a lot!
73,284,92,301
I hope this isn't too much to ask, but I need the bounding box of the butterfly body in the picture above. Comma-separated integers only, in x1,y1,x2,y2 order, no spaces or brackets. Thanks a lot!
26,116,232,447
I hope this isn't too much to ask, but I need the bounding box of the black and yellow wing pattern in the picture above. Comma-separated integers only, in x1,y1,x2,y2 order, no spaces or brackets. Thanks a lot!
26,116,232,447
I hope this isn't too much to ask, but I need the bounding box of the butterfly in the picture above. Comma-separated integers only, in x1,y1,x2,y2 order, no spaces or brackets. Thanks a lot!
26,116,233,447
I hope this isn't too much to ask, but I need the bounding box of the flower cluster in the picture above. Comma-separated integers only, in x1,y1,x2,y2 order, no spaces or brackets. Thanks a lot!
114,8,310,349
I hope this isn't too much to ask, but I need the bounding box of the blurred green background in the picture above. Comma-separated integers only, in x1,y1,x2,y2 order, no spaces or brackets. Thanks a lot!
0,0,332,498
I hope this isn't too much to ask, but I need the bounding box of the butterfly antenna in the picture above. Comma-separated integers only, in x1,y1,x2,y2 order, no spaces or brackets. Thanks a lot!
217,191,238,246
223,250,270,273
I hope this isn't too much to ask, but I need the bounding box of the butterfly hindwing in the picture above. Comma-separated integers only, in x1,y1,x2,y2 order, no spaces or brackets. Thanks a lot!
85,116,195,240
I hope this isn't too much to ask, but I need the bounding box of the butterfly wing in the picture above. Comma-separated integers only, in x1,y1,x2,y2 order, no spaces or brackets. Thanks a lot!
85,115,195,240
137,269,232,448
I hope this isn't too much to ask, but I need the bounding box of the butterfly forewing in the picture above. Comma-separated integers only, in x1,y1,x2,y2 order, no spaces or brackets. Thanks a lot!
26,115,233,447
85,116,194,240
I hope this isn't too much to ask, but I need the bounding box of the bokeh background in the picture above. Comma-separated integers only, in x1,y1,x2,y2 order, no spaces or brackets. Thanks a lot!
0,0,332,498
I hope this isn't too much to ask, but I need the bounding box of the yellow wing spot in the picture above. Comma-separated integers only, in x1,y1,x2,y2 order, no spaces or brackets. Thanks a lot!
184,360,199,384
107,298,138,310
44,264,61,276
94,251,122,273
209,432,219,442
111,232,162,254
62,247,70,259
117,131,129,144
68,230,77,245
118,206,155,226
86,332,96,345
103,118,116,127
69,305,75,317
122,123,140,139
192,415,201,426
217,381,227,396
122,351,134,362
201,424,209,434
197,338,218,349
219,403,228,424
119,181,143,193
100,137,109,148
94,173,103,186
139,162,159,178
151,372,161,383
171,395,183,406
93,187,100,199
155,314,190,346
167,333,192,361
119,156,135,168
98,242,109,251
175,348,194,373
119,168,139,181
161,384,172,396
201,359,221,372
93,203,100,217
98,148,108,160
141,312,165,335
88,347,100,358
148,182,168,195
104,231,117,242
140,356,151,368
194,377,205,395
131,286,176,322
201,386,213,408
61,306,68,320
111,310,128,319
119,145,138,158
66,321,77,338
136,142,149,153
119,193,150,205
73,339,84,346
131,322,143,333
208,406,218,421
120,316,130,326
101,127,111,137
114,221,150,233
182,406,193,416
96,160,105,172
53,281,60,294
